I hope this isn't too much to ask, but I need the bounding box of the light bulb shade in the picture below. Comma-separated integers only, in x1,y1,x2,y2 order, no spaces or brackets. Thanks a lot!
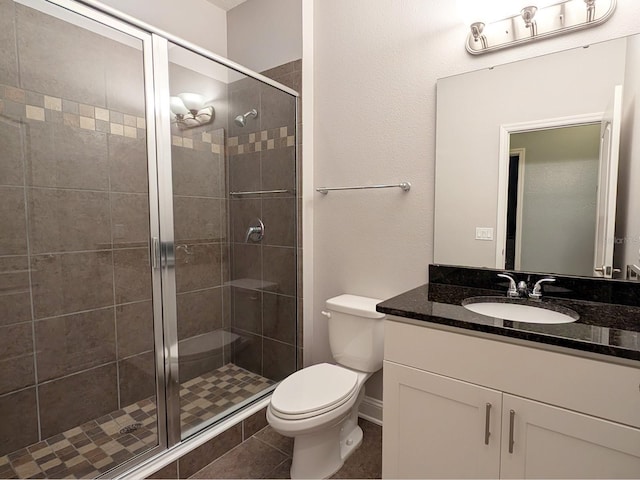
181,117,200,128
196,113,212,124
470,22,485,39
170,96,189,115
195,106,214,123
171,105,215,130
178,92,205,112
521,6,538,25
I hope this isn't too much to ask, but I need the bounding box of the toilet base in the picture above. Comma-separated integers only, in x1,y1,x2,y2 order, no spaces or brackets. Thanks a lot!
290,420,363,479
340,424,363,464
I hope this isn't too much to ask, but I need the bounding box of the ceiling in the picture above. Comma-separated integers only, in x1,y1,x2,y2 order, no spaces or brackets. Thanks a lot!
205,0,248,11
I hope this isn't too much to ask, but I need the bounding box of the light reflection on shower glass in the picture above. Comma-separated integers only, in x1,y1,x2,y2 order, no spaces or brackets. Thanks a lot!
167,42,299,440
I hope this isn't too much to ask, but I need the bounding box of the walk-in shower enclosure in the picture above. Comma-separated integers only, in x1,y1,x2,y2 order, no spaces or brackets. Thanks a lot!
0,0,299,477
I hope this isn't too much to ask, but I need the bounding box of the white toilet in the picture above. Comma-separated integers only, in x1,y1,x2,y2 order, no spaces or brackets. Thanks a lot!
266,294,385,479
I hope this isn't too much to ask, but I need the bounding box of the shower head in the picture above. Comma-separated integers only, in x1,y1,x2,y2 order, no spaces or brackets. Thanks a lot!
234,108,258,127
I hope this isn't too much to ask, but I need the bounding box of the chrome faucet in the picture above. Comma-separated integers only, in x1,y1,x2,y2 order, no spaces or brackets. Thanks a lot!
529,277,555,299
497,273,523,298
497,273,556,299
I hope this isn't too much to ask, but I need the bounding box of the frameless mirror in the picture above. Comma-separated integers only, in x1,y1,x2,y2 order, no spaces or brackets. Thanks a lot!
434,34,640,280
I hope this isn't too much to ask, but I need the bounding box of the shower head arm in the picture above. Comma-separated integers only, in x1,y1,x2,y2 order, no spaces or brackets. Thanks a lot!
234,108,259,127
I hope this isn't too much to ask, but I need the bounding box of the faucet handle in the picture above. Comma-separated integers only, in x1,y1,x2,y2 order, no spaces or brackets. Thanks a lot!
497,273,519,298
530,277,555,299
245,218,265,243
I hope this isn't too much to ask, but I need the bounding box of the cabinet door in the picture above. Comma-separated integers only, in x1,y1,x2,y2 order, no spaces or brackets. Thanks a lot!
501,394,640,479
382,361,502,479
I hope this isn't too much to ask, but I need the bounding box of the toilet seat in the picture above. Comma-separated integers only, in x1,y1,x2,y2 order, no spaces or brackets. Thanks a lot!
270,363,359,420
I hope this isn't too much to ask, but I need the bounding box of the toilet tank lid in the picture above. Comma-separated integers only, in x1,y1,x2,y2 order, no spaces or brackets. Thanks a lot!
326,294,385,319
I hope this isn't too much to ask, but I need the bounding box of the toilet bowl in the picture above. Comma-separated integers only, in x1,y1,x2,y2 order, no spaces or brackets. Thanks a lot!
266,294,385,479
267,363,370,479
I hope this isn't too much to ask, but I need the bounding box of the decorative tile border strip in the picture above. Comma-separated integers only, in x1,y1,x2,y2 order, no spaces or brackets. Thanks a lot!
170,125,295,155
227,126,295,156
0,83,294,154
0,84,146,140
171,129,224,154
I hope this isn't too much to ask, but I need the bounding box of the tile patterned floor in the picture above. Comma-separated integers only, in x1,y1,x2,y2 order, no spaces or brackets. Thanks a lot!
0,364,271,479
189,418,383,479
180,364,274,435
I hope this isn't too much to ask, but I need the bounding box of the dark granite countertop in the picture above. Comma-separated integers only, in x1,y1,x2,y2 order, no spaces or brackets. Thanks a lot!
377,283,640,364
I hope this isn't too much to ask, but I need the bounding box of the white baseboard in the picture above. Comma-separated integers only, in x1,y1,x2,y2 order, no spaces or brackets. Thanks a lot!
358,395,383,426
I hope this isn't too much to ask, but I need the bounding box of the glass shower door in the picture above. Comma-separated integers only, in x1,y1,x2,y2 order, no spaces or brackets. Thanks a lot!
0,0,163,477
162,42,299,440
0,0,300,475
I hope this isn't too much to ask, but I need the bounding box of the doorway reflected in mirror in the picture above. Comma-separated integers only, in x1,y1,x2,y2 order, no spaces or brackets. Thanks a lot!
505,124,600,277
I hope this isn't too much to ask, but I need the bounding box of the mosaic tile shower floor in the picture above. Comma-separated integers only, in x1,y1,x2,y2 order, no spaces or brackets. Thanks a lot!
0,364,273,479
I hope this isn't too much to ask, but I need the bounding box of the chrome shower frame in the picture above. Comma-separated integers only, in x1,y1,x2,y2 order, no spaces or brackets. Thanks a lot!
35,0,299,477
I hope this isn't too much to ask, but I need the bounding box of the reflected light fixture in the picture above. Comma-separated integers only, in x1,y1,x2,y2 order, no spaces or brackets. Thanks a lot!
169,93,215,129
457,0,616,55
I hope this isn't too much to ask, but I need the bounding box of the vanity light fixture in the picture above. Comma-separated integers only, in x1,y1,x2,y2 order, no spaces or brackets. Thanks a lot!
470,22,488,49
520,6,538,36
462,0,616,55
169,93,215,129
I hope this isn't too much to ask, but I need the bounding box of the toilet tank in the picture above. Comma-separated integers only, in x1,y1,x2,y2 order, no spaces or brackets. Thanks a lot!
326,294,386,373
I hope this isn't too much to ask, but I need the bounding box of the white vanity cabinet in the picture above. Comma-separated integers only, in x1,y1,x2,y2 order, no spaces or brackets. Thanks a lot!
382,318,640,479
383,361,502,478
501,394,640,479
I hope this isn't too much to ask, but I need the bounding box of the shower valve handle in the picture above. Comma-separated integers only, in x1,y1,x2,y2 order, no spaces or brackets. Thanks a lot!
245,218,264,243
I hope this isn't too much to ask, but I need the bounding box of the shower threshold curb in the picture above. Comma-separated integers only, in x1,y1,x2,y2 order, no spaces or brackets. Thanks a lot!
116,396,271,480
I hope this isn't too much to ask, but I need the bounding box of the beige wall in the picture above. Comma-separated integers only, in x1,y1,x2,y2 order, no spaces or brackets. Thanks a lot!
310,0,640,400
98,0,228,56
616,35,640,275
227,0,302,73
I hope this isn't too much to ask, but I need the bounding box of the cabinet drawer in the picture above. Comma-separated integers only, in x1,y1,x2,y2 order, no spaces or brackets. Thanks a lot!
385,318,640,428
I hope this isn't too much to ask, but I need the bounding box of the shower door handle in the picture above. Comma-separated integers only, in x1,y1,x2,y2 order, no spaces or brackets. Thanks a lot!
151,237,161,269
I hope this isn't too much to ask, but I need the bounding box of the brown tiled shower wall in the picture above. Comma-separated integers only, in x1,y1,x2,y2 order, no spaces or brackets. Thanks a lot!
167,56,301,391
0,0,157,458
154,58,303,478
260,59,303,372
169,61,230,387
226,60,303,384
0,0,303,470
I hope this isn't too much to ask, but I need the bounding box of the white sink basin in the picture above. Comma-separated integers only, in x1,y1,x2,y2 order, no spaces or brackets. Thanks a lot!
462,298,579,324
